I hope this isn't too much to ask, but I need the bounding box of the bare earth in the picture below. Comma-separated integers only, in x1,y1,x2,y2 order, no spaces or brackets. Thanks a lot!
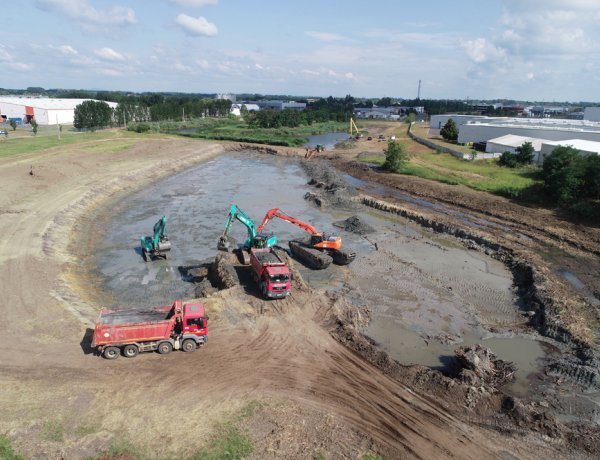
0,133,596,459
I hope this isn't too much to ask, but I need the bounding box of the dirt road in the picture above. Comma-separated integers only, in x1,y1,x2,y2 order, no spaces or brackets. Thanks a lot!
0,135,590,458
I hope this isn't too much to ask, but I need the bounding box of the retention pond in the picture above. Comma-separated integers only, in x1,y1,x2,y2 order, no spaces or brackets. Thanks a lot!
92,151,549,397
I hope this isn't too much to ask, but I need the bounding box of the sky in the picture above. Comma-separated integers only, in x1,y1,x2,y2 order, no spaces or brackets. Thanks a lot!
2,0,599,101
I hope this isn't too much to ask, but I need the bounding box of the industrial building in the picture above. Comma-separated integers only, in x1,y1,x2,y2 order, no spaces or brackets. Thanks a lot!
584,107,600,122
255,100,306,111
539,139,600,163
0,96,118,126
485,134,550,163
430,114,600,145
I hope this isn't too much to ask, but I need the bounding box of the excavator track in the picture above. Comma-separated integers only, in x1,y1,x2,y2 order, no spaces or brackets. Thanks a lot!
331,248,356,265
289,240,332,270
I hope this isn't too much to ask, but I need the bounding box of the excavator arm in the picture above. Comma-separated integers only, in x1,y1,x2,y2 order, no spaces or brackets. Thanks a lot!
152,215,168,247
257,208,342,251
218,205,277,251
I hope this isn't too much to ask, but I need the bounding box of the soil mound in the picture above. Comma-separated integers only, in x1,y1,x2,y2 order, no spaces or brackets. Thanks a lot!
454,344,516,387
333,215,375,235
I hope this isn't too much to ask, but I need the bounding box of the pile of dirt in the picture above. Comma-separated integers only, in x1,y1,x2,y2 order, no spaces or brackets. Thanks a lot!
453,344,517,387
333,215,375,235
301,160,358,209
208,252,239,289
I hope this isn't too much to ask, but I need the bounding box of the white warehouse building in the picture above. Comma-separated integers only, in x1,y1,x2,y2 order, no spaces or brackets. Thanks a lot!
0,96,118,126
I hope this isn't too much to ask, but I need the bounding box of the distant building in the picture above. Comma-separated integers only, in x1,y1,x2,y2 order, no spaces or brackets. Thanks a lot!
540,139,600,163
217,93,236,102
485,134,551,163
255,100,306,111
230,103,259,117
0,96,117,125
584,107,600,122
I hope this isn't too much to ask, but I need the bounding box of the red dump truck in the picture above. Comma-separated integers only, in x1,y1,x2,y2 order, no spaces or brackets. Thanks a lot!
92,299,208,359
250,247,292,299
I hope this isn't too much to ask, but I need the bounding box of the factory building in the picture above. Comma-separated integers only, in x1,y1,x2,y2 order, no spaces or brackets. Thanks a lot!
458,118,600,144
485,134,550,163
539,139,600,163
584,107,600,122
0,96,118,126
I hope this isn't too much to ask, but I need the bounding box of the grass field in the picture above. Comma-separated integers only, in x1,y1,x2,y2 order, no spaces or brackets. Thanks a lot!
0,128,165,159
156,118,348,147
361,146,540,197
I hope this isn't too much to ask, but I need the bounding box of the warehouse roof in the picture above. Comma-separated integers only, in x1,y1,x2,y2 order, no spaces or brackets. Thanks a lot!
542,139,600,155
486,134,551,151
0,96,117,110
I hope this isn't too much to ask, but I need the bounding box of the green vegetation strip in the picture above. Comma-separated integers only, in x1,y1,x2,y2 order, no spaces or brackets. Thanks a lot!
132,118,348,147
0,435,25,460
360,151,539,197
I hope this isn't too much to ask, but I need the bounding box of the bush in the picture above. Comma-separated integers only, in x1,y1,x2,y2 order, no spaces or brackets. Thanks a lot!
382,140,407,172
498,151,518,168
133,123,151,133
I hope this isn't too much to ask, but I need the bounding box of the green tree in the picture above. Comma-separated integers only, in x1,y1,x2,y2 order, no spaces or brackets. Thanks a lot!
542,146,585,205
440,118,459,142
498,151,518,168
9,119,17,131
73,100,113,130
382,140,407,173
515,141,535,165
405,113,416,124
30,119,38,135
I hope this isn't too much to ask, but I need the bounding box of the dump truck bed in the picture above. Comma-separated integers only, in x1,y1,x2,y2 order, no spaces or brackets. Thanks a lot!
93,307,175,347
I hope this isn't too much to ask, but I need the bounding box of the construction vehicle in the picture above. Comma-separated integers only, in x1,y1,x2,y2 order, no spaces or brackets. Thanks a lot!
304,144,324,159
217,204,277,264
140,215,171,261
350,118,361,139
250,247,292,299
257,208,356,269
92,299,208,359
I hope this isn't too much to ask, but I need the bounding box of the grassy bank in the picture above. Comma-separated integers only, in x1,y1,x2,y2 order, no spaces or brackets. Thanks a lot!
360,150,539,197
0,129,166,160
150,118,348,147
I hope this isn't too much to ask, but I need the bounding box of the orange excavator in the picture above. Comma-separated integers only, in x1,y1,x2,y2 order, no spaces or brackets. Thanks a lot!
257,208,355,269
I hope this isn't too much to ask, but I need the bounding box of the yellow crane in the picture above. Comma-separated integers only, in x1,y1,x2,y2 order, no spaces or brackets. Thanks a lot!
350,117,361,138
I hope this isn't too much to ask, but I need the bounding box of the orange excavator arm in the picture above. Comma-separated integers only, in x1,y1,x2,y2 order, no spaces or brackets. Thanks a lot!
257,208,342,251
258,208,319,235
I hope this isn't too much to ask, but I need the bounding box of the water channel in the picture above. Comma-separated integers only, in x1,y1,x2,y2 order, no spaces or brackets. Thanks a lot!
93,151,549,397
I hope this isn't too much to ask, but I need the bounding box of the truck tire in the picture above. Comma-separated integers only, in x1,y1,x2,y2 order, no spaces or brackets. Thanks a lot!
103,346,120,360
182,339,196,352
157,342,173,355
123,344,139,358
260,283,269,300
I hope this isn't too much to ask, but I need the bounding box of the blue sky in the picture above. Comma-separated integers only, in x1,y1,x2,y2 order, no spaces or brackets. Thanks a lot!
2,0,599,101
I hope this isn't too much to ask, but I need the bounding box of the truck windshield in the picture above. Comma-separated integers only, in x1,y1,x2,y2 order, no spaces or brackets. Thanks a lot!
269,273,289,283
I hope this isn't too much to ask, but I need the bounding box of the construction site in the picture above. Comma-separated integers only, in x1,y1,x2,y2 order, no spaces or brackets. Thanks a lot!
1,120,600,459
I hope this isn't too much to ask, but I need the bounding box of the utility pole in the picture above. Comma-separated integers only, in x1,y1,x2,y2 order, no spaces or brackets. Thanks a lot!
182,107,185,121
417,79,421,100
56,114,60,140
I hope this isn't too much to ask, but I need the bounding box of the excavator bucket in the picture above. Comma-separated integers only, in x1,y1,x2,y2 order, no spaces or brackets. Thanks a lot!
217,235,236,252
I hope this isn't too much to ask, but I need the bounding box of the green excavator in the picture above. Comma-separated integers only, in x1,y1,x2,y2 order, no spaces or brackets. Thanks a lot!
217,204,277,264
140,215,172,261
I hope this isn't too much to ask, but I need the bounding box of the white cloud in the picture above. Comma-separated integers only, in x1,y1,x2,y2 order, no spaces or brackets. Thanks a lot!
9,62,33,71
94,47,125,62
49,44,78,56
35,0,136,27
305,31,347,42
0,45,32,71
461,38,506,63
175,14,218,37
168,0,218,7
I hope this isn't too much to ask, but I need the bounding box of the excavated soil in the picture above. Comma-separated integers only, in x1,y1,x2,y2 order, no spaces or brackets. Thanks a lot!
0,133,599,459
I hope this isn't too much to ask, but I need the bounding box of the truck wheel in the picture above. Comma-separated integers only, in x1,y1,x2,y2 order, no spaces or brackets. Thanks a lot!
260,283,269,300
182,339,196,352
123,344,139,358
103,346,120,360
157,342,173,355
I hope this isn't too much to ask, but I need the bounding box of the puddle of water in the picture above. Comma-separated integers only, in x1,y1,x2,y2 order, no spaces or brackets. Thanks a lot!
366,315,547,397
305,132,351,149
